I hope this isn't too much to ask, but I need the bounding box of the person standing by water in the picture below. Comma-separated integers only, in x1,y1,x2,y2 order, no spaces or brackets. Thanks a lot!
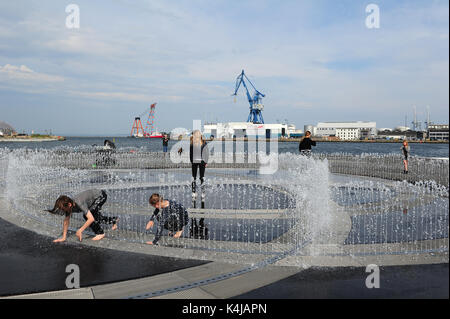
190,130,209,208
401,140,410,174
162,135,169,153
299,131,316,156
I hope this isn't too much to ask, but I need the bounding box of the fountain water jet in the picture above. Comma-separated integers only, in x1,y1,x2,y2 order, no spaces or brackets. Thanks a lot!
0,148,448,267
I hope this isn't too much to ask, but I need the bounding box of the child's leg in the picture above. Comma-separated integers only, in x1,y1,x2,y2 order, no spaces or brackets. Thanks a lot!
191,164,198,180
90,190,118,231
83,213,105,240
97,213,119,230
200,164,206,207
199,164,205,182
191,164,198,207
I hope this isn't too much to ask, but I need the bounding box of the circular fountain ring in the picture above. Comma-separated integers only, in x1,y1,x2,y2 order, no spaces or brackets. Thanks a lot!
3,152,448,267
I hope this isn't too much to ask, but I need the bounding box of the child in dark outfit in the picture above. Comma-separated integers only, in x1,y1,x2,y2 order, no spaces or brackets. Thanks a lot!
145,193,189,245
47,189,118,242
299,130,316,155
190,130,209,204
401,140,410,174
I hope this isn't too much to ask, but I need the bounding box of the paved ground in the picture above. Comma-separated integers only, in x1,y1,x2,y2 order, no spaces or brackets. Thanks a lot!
1,215,448,299
0,217,208,297
234,263,449,299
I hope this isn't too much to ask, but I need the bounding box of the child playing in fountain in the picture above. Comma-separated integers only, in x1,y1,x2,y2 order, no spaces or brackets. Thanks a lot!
47,189,118,243
145,193,189,245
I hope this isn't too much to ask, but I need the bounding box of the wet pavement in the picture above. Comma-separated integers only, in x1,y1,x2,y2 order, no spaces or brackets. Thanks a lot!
234,264,449,299
0,217,209,297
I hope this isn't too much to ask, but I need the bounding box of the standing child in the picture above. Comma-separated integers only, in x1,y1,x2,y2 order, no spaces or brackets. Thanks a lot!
47,189,118,242
145,193,189,245
299,130,316,156
190,130,209,208
401,140,410,174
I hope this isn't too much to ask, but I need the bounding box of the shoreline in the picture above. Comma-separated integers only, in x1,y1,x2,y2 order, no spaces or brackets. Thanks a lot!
0,139,61,142
279,138,449,144
204,138,448,144
0,136,65,142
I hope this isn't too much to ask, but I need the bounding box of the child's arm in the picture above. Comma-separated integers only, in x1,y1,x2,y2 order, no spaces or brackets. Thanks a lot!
79,211,95,232
54,215,71,243
75,211,95,241
146,209,159,230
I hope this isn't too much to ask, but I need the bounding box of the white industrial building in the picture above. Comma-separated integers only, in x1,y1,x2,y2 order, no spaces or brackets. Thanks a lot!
311,121,377,140
428,124,449,141
203,122,292,138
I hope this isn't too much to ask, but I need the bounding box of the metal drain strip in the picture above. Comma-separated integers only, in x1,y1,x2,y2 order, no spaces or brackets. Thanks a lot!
125,241,310,299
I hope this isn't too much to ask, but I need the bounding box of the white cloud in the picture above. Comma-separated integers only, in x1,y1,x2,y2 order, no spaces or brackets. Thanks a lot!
68,90,185,103
0,64,64,83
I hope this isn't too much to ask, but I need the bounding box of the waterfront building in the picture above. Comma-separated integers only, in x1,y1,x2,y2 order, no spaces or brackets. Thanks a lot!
428,124,449,141
312,121,377,140
203,122,292,139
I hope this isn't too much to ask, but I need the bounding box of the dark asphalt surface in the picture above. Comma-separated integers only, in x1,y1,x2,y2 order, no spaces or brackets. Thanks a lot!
0,217,209,297
234,264,449,299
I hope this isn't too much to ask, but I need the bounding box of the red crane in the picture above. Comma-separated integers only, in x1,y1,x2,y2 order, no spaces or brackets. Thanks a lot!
144,103,163,138
131,103,162,138
130,117,145,137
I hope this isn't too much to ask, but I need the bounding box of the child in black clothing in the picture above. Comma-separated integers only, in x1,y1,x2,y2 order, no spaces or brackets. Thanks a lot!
145,193,189,245
47,189,118,242
299,130,316,155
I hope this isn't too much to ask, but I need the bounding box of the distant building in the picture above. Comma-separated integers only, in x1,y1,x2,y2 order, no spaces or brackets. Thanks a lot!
395,126,411,132
304,124,314,134
336,128,360,140
428,124,449,141
377,129,423,140
312,121,377,140
203,122,291,139
287,124,303,138
0,121,16,136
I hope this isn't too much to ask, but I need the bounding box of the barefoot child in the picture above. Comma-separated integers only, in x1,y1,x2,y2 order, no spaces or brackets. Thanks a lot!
47,189,118,243
145,193,189,245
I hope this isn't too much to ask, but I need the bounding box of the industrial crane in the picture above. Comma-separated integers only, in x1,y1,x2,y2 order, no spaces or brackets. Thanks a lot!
232,70,265,124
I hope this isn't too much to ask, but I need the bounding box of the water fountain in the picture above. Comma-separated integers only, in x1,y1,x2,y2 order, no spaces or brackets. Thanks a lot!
0,148,448,268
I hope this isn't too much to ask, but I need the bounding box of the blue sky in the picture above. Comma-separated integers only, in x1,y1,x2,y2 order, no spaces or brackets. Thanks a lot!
0,0,448,135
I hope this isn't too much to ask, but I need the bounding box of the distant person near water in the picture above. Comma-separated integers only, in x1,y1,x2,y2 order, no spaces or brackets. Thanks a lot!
162,135,169,153
46,189,118,242
190,130,209,208
401,140,410,174
103,139,116,150
145,194,189,245
299,131,316,156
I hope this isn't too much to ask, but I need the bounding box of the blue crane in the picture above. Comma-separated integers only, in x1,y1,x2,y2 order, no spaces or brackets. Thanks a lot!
232,70,265,124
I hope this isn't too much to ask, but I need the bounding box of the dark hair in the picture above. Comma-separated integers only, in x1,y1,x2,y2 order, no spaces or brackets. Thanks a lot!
47,195,73,215
149,193,163,206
